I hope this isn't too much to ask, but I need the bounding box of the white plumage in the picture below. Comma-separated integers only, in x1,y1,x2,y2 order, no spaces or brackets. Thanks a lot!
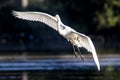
12,11,100,71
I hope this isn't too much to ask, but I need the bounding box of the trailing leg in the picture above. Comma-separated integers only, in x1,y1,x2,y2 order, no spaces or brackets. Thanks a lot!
77,46,84,61
72,44,78,57
77,37,84,61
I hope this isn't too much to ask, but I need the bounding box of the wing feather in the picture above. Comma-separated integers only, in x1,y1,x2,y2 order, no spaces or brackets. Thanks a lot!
12,11,58,31
12,10,100,71
76,32,100,71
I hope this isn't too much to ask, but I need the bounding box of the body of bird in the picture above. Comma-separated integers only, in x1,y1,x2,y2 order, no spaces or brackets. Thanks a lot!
12,11,100,71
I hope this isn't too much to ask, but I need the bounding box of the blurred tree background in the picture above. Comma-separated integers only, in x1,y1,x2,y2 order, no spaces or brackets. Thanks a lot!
0,0,120,53
28,0,120,34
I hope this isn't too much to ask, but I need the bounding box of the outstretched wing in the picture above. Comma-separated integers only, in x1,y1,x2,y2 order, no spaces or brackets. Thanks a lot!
76,32,100,71
12,11,58,31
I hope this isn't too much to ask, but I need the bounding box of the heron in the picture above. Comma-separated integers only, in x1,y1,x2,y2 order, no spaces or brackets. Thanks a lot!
12,11,100,71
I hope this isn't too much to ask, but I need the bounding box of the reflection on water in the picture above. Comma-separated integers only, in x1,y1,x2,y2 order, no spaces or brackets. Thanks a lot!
0,57,119,80
0,70,120,80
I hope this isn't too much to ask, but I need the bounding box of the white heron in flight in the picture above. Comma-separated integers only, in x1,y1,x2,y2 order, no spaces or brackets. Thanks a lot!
12,11,100,71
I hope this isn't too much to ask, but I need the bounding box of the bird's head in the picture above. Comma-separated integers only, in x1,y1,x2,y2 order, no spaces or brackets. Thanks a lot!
55,14,74,36
55,14,60,20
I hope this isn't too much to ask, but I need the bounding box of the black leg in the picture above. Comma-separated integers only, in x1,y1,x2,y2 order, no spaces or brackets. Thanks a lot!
77,46,84,61
72,45,78,57
77,37,84,61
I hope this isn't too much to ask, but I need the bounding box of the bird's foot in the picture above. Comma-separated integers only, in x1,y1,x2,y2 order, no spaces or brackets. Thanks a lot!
74,52,78,58
80,55,84,61
74,52,84,61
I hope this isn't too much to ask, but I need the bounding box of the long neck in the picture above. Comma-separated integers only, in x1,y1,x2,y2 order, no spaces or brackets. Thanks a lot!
56,15,63,35
56,15,73,37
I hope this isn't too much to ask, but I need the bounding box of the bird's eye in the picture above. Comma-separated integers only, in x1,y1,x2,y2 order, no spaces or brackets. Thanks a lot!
60,25,65,30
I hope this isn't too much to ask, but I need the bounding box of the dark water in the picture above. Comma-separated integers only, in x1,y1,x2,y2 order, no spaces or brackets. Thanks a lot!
0,58,119,80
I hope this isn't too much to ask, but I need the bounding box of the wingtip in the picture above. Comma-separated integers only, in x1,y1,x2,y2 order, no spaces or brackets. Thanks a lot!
12,10,17,16
97,65,100,71
87,37,100,71
12,10,21,19
93,51,100,71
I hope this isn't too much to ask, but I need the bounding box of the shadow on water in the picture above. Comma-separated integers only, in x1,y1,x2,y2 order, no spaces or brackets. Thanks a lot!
0,57,119,80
